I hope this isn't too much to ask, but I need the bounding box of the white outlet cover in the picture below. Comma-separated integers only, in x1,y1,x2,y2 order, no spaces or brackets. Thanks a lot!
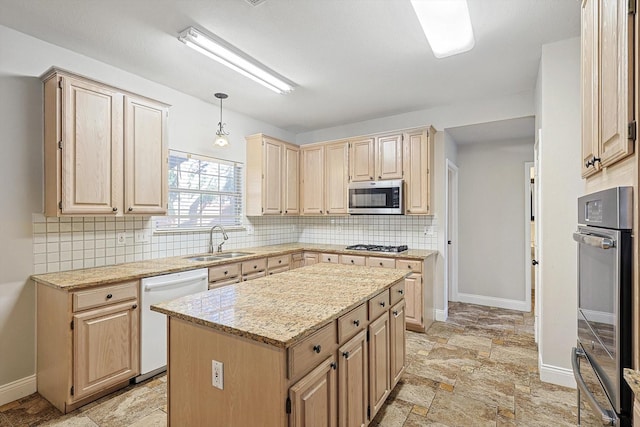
116,232,126,245
212,360,224,390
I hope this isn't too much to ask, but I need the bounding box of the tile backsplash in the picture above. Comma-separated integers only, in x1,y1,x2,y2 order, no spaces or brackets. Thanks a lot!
33,214,437,274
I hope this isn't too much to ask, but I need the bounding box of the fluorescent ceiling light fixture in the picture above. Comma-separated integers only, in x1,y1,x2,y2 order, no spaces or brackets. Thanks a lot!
410,0,475,59
178,26,295,94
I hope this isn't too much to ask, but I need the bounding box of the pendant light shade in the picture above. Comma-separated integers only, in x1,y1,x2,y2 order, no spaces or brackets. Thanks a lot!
214,92,229,147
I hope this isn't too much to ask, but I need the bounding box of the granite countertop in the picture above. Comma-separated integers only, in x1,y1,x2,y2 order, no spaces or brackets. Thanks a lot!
151,263,408,348
31,243,436,290
624,368,640,395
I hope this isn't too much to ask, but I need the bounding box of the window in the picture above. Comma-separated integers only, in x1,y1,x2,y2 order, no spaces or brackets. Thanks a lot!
155,150,243,230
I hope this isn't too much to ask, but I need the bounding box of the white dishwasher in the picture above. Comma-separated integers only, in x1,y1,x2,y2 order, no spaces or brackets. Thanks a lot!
137,268,208,382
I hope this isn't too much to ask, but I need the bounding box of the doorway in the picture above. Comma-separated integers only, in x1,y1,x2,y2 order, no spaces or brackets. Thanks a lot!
445,159,459,320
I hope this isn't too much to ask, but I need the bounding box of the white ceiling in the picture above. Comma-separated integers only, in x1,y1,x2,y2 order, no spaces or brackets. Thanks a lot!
447,116,536,145
0,0,579,135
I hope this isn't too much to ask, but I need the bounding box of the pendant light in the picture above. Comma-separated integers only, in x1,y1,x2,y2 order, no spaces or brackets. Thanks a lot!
214,92,229,147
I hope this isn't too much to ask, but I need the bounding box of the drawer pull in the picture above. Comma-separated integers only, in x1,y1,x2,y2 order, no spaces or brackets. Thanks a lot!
128,207,133,212
398,289,404,295
407,265,412,269
353,319,360,327
224,271,228,275
393,310,399,317
112,207,118,212
279,260,282,264
313,345,322,353
379,262,383,266
132,304,138,310
379,302,386,308
253,265,257,269
350,259,354,264
330,362,337,370
106,294,113,299
342,351,350,358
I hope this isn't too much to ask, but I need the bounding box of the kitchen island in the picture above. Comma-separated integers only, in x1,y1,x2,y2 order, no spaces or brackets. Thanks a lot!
151,263,408,427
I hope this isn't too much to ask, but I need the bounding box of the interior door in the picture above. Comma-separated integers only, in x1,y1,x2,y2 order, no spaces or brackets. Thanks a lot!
533,135,541,343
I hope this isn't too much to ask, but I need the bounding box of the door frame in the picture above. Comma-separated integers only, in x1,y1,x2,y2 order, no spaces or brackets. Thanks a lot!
524,161,534,315
444,159,459,320
533,133,542,343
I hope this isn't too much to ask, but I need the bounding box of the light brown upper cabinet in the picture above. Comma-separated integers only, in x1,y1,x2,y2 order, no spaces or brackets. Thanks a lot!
580,0,634,178
245,134,299,215
300,145,325,214
350,134,402,182
324,141,349,215
403,127,434,215
42,68,169,217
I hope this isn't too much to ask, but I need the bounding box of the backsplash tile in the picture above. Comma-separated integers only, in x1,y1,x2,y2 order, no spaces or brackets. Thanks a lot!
32,213,437,273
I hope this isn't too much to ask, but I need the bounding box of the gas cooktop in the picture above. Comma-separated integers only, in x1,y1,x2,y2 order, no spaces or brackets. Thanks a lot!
345,244,408,253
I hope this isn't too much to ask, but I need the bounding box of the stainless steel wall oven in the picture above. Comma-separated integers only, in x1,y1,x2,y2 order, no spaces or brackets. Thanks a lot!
572,187,633,426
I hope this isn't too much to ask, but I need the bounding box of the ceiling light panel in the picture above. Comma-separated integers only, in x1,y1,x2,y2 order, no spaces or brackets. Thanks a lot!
410,0,475,59
178,27,295,94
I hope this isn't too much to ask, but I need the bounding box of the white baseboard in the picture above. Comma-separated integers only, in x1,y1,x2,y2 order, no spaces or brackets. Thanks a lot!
538,360,576,388
0,374,36,406
457,293,530,312
434,309,447,322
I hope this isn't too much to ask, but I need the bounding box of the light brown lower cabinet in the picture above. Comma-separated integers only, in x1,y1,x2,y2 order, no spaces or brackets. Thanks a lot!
389,300,406,388
338,330,369,427
368,311,391,418
289,357,338,427
403,273,423,330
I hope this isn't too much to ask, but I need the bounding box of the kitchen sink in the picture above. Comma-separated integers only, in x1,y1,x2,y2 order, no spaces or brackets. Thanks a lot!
185,252,253,262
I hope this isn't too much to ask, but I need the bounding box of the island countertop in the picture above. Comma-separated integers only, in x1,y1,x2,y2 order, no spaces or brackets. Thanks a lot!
150,263,408,348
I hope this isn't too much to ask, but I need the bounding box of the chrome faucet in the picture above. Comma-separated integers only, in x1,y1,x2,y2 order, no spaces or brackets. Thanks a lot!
209,225,229,253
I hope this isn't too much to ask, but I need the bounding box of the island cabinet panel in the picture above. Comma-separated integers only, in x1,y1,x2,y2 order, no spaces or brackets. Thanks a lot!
337,303,367,343
289,356,338,427
368,311,390,418
389,300,406,388
168,317,288,427
289,322,338,380
338,330,368,427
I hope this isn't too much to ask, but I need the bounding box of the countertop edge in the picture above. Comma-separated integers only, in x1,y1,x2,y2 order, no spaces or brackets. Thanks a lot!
624,368,640,396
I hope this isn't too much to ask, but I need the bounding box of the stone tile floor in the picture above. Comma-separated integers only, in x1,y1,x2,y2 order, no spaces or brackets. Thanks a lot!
0,302,600,426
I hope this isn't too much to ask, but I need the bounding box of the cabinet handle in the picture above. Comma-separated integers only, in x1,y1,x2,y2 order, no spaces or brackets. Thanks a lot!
369,176,373,180
407,265,412,269
128,207,133,212
398,289,404,295
342,351,350,358
106,294,113,299
380,301,386,307
379,262,383,266
378,176,381,179
330,362,337,370
353,319,360,327
327,210,330,214
407,209,411,213
279,210,282,214
132,304,138,309
112,207,118,212
593,157,601,166
320,210,323,214
253,265,257,269
285,210,288,214
279,260,282,264
313,345,322,353
224,271,228,275
350,259,354,264
393,310,399,317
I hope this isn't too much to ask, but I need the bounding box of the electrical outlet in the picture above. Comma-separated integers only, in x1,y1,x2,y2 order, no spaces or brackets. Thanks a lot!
135,230,149,243
116,232,126,246
246,224,254,235
212,360,224,390
424,226,434,237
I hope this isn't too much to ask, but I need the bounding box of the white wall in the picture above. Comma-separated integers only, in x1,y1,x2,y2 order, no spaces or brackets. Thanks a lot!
457,139,534,307
0,24,295,396
536,37,582,387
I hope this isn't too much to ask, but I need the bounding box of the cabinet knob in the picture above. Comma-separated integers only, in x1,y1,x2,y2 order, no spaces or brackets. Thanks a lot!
407,265,412,269
285,210,288,214
224,271,228,275
279,260,282,264
407,209,411,213
353,319,360,327
342,351,350,358
378,176,381,179
279,210,282,214
393,310,399,317
398,289,404,295
253,265,257,269
327,258,331,262
132,304,138,309
380,301,386,307
128,207,133,212
330,362,337,370
112,207,118,212
320,210,323,214
379,262,383,266
350,259,354,264
369,176,373,180
313,345,322,353
243,278,248,281
106,294,113,299
327,210,330,214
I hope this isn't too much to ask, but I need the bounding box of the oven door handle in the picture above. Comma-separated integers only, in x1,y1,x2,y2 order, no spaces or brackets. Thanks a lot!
571,347,617,426
573,232,615,249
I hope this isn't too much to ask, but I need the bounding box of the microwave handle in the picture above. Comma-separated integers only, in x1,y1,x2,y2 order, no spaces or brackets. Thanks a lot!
572,232,615,250
571,347,617,426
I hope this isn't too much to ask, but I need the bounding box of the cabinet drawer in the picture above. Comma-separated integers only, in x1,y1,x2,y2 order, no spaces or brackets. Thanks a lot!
241,258,267,274
268,265,289,276
292,252,304,262
268,254,290,269
340,255,366,266
390,280,405,306
73,281,138,312
320,253,339,263
242,270,266,282
367,257,396,269
338,303,367,342
396,259,422,273
368,290,390,320
289,321,338,379
208,263,240,282
209,277,241,289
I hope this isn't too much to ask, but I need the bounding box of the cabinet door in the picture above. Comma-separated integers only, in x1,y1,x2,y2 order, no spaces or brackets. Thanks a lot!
283,144,300,215
61,76,123,215
301,146,325,214
73,301,139,400
325,142,349,215
389,300,406,388
124,96,168,214
404,273,423,330
581,0,599,177
368,312,390,418
289,356,337,427
349,138,375,182
376,134,403,180
403,129,432,214
598,0,633,168
263,138,283,215
304,253,319,266
338,330,368,427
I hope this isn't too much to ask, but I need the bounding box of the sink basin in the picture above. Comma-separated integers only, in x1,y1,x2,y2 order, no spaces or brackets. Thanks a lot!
185,252,254,262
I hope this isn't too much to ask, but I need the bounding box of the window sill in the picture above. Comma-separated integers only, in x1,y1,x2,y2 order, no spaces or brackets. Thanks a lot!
153,226,246,235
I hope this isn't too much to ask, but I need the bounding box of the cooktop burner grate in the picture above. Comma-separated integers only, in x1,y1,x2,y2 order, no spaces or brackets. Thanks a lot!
345,244,408,253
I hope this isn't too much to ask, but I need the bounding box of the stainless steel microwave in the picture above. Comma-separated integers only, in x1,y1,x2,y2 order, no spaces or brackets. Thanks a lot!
348,179,403,214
